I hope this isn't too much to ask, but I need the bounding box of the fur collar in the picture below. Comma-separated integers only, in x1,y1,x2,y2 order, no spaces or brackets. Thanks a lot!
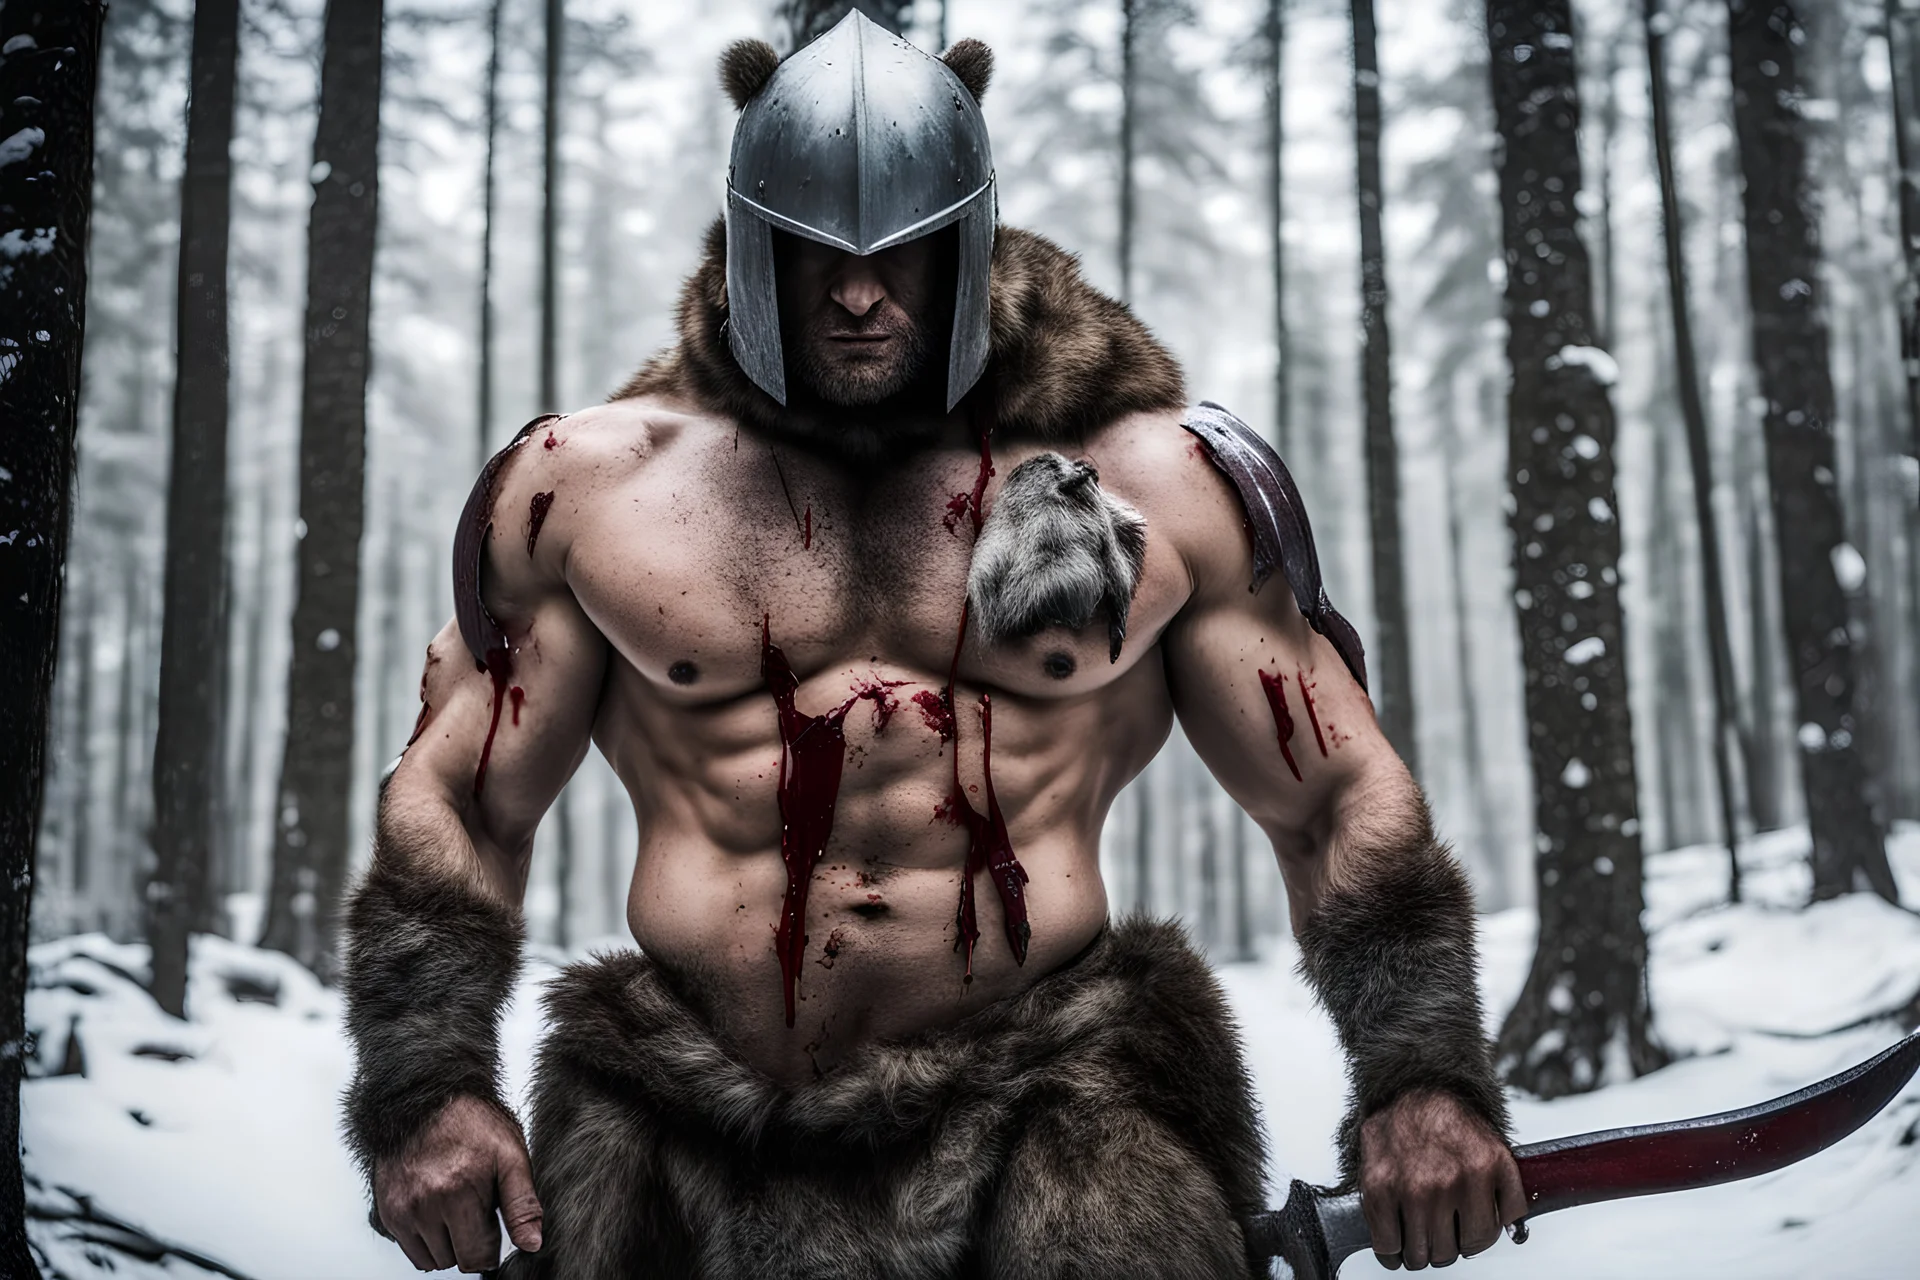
614,221,1185,444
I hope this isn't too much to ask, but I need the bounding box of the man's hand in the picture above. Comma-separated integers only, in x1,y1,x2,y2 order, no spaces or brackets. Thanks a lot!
373,1095,544,1273
1357,1090,1525,1270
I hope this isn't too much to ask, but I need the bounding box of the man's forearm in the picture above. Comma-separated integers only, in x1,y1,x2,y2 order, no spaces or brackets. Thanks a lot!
341,838,525,1186
1294,795,1510,1184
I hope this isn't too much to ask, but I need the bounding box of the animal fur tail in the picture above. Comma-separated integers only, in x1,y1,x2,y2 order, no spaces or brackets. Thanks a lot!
967,452,1148,661
340,856,525,1189
1294,800,1510,1184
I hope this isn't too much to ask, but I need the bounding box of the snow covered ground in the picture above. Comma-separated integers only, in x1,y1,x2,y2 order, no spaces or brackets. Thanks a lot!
22,826,1920,1279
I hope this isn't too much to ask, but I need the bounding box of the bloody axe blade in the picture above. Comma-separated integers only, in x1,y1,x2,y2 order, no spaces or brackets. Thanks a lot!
1252,1029,1920,1278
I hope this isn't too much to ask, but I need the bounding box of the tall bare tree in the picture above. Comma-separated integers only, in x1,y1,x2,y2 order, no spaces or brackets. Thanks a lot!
1726,0,1897,901
1443,384,1505,905
1119,0,1139,302
1265,0,1290,455
1349,0,1417,773
148,0,241,1018
1878,0,1920,815
1592,33,1620,348
477,0,503,472
1887,0,1920,459
261,0,387,975
1,0,105,1263
1643,0,1744,897
1485,0,1665,1097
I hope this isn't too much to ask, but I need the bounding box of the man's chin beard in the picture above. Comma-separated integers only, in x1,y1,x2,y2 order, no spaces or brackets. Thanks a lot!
774,351,949,465
801,368,916,407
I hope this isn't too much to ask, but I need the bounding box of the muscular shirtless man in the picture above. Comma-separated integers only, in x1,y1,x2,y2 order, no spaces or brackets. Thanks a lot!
343,16,1522,1277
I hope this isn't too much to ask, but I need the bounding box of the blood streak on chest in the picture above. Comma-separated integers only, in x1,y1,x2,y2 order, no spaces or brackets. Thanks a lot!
761,617,861,1028
849,675,906,731
1258,668,1303,782
935,429,1031,979
912,689,955,739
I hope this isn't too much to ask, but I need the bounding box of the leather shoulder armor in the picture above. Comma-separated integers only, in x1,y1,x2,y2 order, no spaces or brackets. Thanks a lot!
1180,401,1369,693
452,414,562,669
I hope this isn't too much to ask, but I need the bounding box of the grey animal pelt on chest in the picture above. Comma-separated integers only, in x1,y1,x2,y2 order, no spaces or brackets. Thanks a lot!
495,918,1267,1280
966,452,1148,662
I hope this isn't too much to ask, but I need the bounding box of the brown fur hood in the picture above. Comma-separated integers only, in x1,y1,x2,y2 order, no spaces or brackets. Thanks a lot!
614,221,1185,443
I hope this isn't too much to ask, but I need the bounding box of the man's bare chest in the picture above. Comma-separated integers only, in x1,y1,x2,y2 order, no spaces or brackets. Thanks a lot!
561,437,1091,697
543,416,1199,711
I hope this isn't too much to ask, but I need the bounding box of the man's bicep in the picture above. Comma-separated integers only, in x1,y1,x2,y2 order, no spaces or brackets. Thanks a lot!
389,594,608,895
1163,577,1391,857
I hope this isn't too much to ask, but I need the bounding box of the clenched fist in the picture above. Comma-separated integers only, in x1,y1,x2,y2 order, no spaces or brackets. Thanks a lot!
373,1095,544,1273
1357,1090,1525,1270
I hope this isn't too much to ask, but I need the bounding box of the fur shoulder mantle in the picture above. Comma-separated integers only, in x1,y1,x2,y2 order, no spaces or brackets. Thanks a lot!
614,222,1185,443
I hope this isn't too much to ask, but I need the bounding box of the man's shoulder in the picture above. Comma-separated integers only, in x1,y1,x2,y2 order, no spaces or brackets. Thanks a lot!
457,396,729,621
1080,405,1225,515
486,393,730,490
1079,403,1275,604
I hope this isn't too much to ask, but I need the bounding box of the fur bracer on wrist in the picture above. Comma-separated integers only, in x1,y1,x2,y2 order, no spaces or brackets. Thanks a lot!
1295,813,1510,1184
341,857,524,1182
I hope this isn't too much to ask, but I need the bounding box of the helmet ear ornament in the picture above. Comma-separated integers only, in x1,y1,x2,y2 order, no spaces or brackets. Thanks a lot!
719,39,780,110
940,38,993,103
721,12,998,412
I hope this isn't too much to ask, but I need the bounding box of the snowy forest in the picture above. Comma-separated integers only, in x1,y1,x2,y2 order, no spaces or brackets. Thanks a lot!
5,0,1920,1274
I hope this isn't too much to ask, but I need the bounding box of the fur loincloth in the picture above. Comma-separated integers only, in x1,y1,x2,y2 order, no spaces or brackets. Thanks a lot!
495,917,1267,1279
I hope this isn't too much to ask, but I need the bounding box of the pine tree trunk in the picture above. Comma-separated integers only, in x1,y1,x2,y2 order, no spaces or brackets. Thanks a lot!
1133,778,1153,912
1887,0,1920,783
375,482,405,763
231,493,272,918
1838,291,1893,824
1650,413,1703,851
1443,385,1505,906
1743,463,1785,828
1266,0,1291,456
477,0,502,472
1593,36,1620,349
554,794,574,949
1888,0,1920,460
1118,0,1137,303
149,0,240,1019
261,0,386,976
1725,0,1897,901
541,0,563,411
1718,135,1787,833
1229,806,1254,961
1485,0,1665,1098
1644,0,1743,897
111,572,143,938
0,1,104,1264
69,575,97,904
1197,779,1220,951
1350,0,1418,775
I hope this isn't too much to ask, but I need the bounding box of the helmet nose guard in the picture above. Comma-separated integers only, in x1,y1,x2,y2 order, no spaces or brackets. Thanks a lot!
724,11,996,411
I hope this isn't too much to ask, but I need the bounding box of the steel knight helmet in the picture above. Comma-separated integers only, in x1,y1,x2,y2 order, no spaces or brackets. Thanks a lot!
722,12,996,411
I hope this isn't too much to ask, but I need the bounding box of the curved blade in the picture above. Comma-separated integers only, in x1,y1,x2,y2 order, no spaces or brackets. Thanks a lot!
1515,1029,1920,1218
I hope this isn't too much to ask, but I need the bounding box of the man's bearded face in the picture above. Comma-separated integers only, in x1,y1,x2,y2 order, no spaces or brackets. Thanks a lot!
775,234,942,408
